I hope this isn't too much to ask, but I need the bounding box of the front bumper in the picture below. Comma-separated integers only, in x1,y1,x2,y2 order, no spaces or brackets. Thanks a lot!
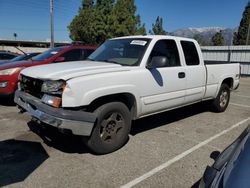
14,90,97,136
0,92,14,98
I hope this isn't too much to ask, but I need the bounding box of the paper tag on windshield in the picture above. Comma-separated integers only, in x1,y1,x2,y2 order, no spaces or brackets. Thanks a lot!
130,40,147,46
51,51,58,55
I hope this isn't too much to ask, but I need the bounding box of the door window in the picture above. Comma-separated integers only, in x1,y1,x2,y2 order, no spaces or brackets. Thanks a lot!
148,40,180,67
59,49,85,62
181,41,200,66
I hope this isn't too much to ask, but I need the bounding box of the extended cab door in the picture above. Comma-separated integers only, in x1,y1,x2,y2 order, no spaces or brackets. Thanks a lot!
180,41,206,104
140,39,187,116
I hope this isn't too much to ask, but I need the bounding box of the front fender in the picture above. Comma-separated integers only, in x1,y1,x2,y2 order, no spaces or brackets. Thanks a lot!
62,84,141,118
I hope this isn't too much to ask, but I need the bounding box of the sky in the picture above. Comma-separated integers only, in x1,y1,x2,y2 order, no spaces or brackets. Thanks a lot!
0,0,248,42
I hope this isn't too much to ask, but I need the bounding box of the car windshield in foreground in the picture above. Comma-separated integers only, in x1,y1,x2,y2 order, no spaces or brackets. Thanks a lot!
10,54,26,61
32,47,63,61
88,38,151,66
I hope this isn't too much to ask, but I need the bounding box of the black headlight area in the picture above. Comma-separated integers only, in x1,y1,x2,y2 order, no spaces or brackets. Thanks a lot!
41,80,66,95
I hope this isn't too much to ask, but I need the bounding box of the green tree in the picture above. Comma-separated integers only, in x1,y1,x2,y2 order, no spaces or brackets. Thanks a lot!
212,31,224,46
68,0,96,45
94,0,114,43
149,16,167,35
111,0,146,37
233,1,250,45
193,34,208,46
68,0,145,45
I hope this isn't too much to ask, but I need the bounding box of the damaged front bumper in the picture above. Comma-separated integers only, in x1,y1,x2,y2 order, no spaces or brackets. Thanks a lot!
14,90,96,136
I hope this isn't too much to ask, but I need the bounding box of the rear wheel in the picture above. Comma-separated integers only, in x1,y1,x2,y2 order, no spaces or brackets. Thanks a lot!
84,102,131,154
211,84,230,112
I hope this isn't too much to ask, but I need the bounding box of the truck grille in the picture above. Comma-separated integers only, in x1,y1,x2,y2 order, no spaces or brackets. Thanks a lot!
19,75,44,99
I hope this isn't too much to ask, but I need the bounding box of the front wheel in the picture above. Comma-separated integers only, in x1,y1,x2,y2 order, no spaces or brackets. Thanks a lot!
211,84,230,112
83,102,131,154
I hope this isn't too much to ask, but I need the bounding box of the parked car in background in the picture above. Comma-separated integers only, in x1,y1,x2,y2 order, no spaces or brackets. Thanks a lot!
0,52,41,65
0,51,19,62
199,124,250,188
0,45,96,98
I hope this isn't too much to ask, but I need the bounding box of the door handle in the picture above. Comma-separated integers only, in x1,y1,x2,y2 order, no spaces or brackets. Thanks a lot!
178,72,185,79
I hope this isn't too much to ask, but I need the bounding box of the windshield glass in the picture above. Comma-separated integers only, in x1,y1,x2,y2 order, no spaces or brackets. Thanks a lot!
32,47,63,61
10,54,26,61
88,38,151,66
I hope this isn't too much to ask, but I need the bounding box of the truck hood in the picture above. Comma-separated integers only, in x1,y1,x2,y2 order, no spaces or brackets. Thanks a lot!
20,61,131,80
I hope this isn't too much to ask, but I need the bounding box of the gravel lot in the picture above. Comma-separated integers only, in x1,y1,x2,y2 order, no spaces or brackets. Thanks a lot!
0,78,249,188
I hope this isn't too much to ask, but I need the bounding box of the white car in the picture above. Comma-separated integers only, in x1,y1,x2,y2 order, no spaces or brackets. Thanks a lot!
15,35,240,154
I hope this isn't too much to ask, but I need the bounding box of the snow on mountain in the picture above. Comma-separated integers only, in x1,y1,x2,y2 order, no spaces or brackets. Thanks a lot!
171,27,237,45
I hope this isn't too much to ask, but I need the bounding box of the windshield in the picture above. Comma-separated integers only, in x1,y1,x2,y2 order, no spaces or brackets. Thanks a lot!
32,47,63,61
88,38,151,66
10,54,26,61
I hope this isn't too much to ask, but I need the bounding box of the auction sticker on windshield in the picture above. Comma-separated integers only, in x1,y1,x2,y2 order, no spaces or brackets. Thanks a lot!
130,40,147,46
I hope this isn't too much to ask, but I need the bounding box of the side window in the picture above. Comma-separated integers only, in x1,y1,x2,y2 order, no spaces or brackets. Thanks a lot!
6,54,16,59
149,40,180,67
181,41,200,66
0,53,15,60
59,49,84,61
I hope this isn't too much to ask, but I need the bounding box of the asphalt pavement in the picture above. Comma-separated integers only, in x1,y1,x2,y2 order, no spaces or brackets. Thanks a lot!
0,78,249,188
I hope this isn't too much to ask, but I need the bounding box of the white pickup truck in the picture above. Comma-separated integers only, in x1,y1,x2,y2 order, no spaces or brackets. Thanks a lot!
15,35,240,154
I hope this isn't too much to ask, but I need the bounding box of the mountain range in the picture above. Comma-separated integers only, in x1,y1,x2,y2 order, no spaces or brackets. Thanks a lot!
171,27,238,45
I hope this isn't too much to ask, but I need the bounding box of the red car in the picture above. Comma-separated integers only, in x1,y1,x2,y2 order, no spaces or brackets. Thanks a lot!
0,45,96,98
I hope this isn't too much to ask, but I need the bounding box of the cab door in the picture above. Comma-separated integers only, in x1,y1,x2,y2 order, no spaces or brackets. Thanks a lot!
180,41,206,104
140,39,187,116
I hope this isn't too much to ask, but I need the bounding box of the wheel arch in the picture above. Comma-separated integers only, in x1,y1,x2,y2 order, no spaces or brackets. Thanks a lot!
221,77,234,89
87,93,138,119
215,77,234,97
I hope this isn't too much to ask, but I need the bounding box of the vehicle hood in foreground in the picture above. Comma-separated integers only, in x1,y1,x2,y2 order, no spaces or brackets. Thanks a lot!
223,133,250,188
20,61,132,80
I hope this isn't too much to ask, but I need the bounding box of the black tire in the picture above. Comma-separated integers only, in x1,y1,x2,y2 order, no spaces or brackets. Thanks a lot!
211,84,230,112
84,102,131,154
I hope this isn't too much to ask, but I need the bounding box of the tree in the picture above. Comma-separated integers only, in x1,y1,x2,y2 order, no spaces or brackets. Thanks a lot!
212,31,224,46
68,0,96,45
111,0,146,37
94,0,114,43
68,0,145,45
233,1,250,45
193,34,208,46
149,16,167,35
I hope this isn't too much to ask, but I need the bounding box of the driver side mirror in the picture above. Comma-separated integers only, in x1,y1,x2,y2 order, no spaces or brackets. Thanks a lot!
147,56,169,69
54,56,65,63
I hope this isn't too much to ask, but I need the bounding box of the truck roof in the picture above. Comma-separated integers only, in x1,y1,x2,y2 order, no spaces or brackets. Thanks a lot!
112,35,196,42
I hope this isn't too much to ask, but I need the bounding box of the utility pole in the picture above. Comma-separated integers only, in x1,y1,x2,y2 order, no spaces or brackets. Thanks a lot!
50,0,54,48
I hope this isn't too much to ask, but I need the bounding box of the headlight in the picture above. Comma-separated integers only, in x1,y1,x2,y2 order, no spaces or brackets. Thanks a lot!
41,80,66,94
0,67,22,75
42,94,62,108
